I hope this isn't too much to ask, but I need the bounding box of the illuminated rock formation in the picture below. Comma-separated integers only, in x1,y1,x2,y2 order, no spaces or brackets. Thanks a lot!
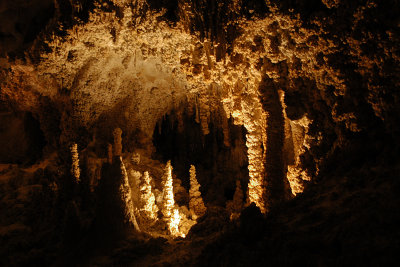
169,208,182,237
161,160,183,236
119,157,140,232
0,0,398,265
189,165,207,219
161,160,175,220
139,171,158,221
128,168,142,209
70,143,80,183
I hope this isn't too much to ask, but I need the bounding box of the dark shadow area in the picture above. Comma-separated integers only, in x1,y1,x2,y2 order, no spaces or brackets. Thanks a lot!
259,76,291,205
153,107,249,206
0,111,46,165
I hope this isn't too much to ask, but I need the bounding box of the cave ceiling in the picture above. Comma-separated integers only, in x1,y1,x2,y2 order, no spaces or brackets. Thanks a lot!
0,0,399,265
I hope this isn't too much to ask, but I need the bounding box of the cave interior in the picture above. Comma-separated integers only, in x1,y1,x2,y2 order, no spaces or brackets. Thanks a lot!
0,0,399,266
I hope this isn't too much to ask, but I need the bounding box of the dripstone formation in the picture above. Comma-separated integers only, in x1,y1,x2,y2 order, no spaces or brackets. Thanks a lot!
0,0,399,266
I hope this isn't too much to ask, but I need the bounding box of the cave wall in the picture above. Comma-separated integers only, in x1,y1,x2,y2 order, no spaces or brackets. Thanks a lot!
0,0,399,265
0,0,399,210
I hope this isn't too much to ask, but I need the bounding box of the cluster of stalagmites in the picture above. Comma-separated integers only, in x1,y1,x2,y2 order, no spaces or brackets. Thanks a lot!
70,128,219,238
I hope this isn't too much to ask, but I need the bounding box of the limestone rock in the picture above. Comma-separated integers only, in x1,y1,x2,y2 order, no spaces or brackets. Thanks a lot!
189,165,207,219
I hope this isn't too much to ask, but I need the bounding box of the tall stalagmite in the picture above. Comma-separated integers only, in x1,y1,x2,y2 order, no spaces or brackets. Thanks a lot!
139,171,158,221
161,160,175,220
189,165,207,219
119,157,140,232
161,160,183,236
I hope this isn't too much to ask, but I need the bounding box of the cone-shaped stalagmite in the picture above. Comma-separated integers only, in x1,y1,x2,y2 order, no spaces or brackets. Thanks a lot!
161,160,184,236
189,165,206,219
119,157,140,232
139,171,158,221
161,161,175,219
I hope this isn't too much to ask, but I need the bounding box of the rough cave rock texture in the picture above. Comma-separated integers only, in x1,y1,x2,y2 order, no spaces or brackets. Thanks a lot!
2,0,398,210
0,0,399,265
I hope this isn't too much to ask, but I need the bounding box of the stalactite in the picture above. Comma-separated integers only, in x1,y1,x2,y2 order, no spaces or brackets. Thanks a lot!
189,165,207,219
199,98,210,135
195,95,201,124
222,110,230,147
70,143,80,183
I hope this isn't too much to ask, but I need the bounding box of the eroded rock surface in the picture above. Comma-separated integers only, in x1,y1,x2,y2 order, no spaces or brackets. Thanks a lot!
0,0,399,265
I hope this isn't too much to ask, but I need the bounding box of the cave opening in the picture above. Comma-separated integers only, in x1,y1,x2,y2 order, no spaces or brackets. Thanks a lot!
152,106,249,207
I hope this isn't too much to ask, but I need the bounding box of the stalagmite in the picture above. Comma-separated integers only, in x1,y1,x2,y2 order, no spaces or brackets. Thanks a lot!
161,160,175,219
189,165,207,219
169,209,181,237
113,128,123,156
139,171,158,221
119,157,140,232
160,161,186,237
70,143,80,183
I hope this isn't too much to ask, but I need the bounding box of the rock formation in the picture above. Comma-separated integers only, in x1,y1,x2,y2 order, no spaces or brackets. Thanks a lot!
139,171,158,221
0,0,399,265
160,160,183,236
189,165,207,219
161,160,175,220
70,143,80,183
119,157,140,232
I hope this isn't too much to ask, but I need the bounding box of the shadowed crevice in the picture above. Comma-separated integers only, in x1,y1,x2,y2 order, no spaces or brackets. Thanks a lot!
259,75,291,207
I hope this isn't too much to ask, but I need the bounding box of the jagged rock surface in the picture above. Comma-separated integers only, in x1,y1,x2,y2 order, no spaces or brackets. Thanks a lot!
189,165,206,219
0,0,399,265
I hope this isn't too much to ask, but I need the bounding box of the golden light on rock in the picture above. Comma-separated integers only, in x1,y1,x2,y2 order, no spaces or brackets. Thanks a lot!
0,0,397,265
161,160,175,220
70,143,80,183
169,208,183,238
